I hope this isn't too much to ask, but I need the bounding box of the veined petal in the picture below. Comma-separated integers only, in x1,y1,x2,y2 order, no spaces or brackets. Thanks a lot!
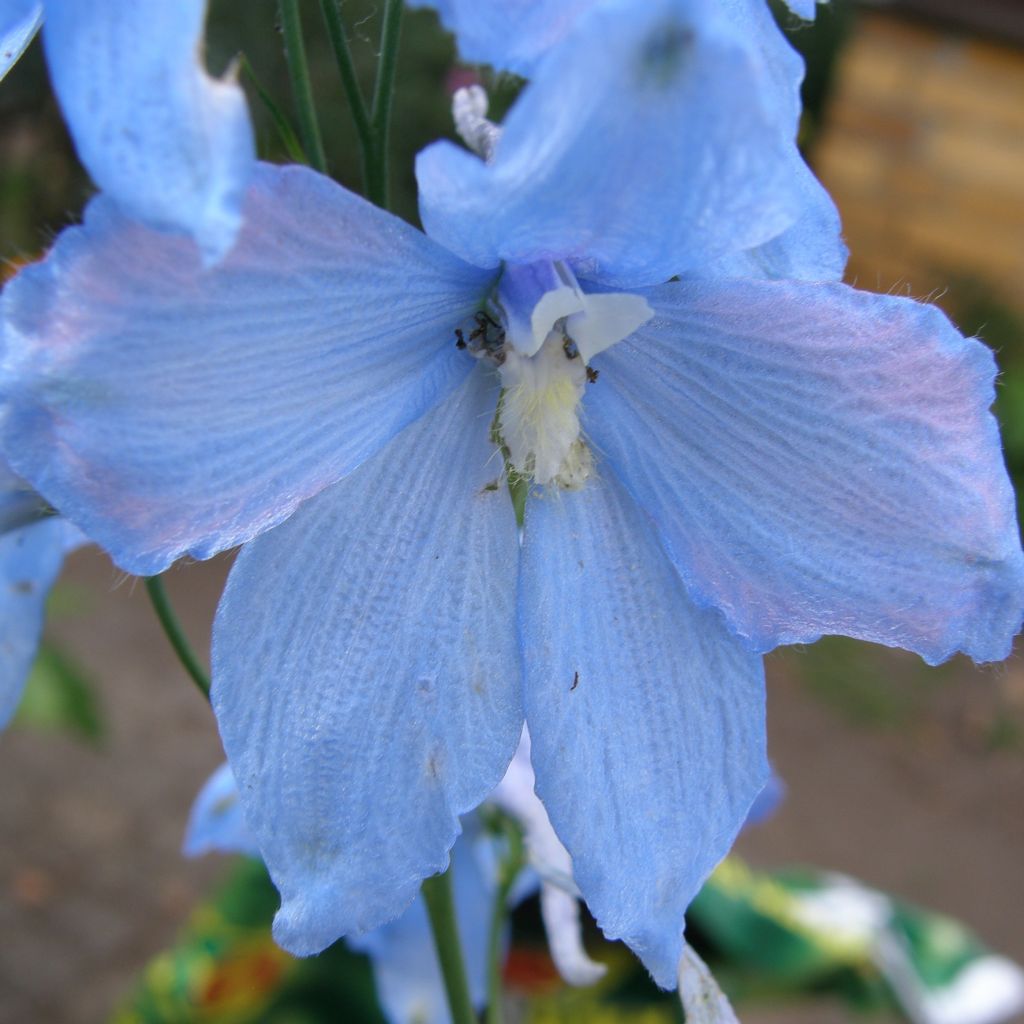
183,761,259,859
417,0,802,287
588,279,1024,664
408,0,599,76
42,0,254,262
0,1,41,82
0,517,73,729
520,473,767,988
0,162,494,576
212,370,522,955
350,828,493,1023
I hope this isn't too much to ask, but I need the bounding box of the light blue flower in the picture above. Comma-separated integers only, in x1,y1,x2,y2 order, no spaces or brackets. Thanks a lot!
1,0,1021,990
0,0,254,261
0,461,79,730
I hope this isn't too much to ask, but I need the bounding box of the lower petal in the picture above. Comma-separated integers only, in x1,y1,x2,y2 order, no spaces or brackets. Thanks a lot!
519,473,767,988
212,369,522,954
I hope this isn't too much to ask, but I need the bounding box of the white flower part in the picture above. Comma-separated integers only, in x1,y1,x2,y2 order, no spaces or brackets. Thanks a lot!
491,728,607,987
498,336,590,488
453,84,501,161
495,261,652,487
678,944,741,1024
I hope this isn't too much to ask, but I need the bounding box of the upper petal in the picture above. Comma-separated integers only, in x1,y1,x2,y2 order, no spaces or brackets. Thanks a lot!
0,2,41,82
695,153,847,283
408,0,600,76
587,279,1024,663
42,0,254,262
519,473,767,988
212,369,522,955
0,517,73,729
416,0,804,287
0,162,493,576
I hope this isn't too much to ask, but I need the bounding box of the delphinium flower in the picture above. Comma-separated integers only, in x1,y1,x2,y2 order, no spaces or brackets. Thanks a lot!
1,0,1021,992
0,0,253,260
0,461,79,729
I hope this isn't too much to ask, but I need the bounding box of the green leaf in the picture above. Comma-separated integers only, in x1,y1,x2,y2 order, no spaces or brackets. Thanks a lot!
14,644,104,743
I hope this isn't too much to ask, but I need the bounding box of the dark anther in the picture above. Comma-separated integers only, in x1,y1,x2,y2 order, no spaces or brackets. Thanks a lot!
563,336,580,360
454,328,467,349
586,366,600,383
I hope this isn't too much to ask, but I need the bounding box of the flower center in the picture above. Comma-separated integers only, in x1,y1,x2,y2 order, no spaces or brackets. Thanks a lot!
456,260,653,489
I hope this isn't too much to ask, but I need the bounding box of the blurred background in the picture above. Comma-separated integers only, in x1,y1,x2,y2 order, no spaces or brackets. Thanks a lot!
0,1,1021,1021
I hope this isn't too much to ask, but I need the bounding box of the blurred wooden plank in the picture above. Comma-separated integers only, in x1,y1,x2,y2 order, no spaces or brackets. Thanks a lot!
814,10,1024,314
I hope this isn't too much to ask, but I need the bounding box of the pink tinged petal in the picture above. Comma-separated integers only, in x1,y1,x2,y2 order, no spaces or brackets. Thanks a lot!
0,163,494,576
212,369,522,955
520,472,767,988
42,0,254,262
588,279,1024,664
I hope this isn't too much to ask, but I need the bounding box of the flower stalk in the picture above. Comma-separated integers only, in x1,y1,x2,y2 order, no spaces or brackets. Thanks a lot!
421,865,477,1024
144,575,211,702
279,0,328,175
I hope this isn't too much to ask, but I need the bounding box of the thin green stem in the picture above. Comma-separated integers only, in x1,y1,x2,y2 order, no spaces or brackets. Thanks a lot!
238,52,307,164
319,0,372,150
421,867,477,1024
144,576,211,702
366,0,404,208
485,817,525,1024
279,0,328,174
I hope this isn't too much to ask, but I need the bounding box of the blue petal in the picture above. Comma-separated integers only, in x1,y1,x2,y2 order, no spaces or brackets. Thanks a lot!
0,2,41,82
0,162,494,576
42,0,254,262
350,827,493,1023
212,369,522,955
0,517,73,729
417,0,804,287
183,761,260,859
696,153,847,282
586,279,1024,664
519,473,767,988
407,0,599,75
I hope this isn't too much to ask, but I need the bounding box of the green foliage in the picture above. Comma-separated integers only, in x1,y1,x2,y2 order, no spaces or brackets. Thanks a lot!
14,643,104,743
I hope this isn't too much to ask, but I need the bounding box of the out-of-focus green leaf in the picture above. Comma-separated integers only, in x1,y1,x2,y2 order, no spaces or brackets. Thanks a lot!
14,644,104,743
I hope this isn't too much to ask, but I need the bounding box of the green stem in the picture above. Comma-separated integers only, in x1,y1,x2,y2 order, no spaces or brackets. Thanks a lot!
421,867,477,1024
144,576,211,702
319,0,373,153
279,0,328,174
366,0,404,208
485,820,525,1024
